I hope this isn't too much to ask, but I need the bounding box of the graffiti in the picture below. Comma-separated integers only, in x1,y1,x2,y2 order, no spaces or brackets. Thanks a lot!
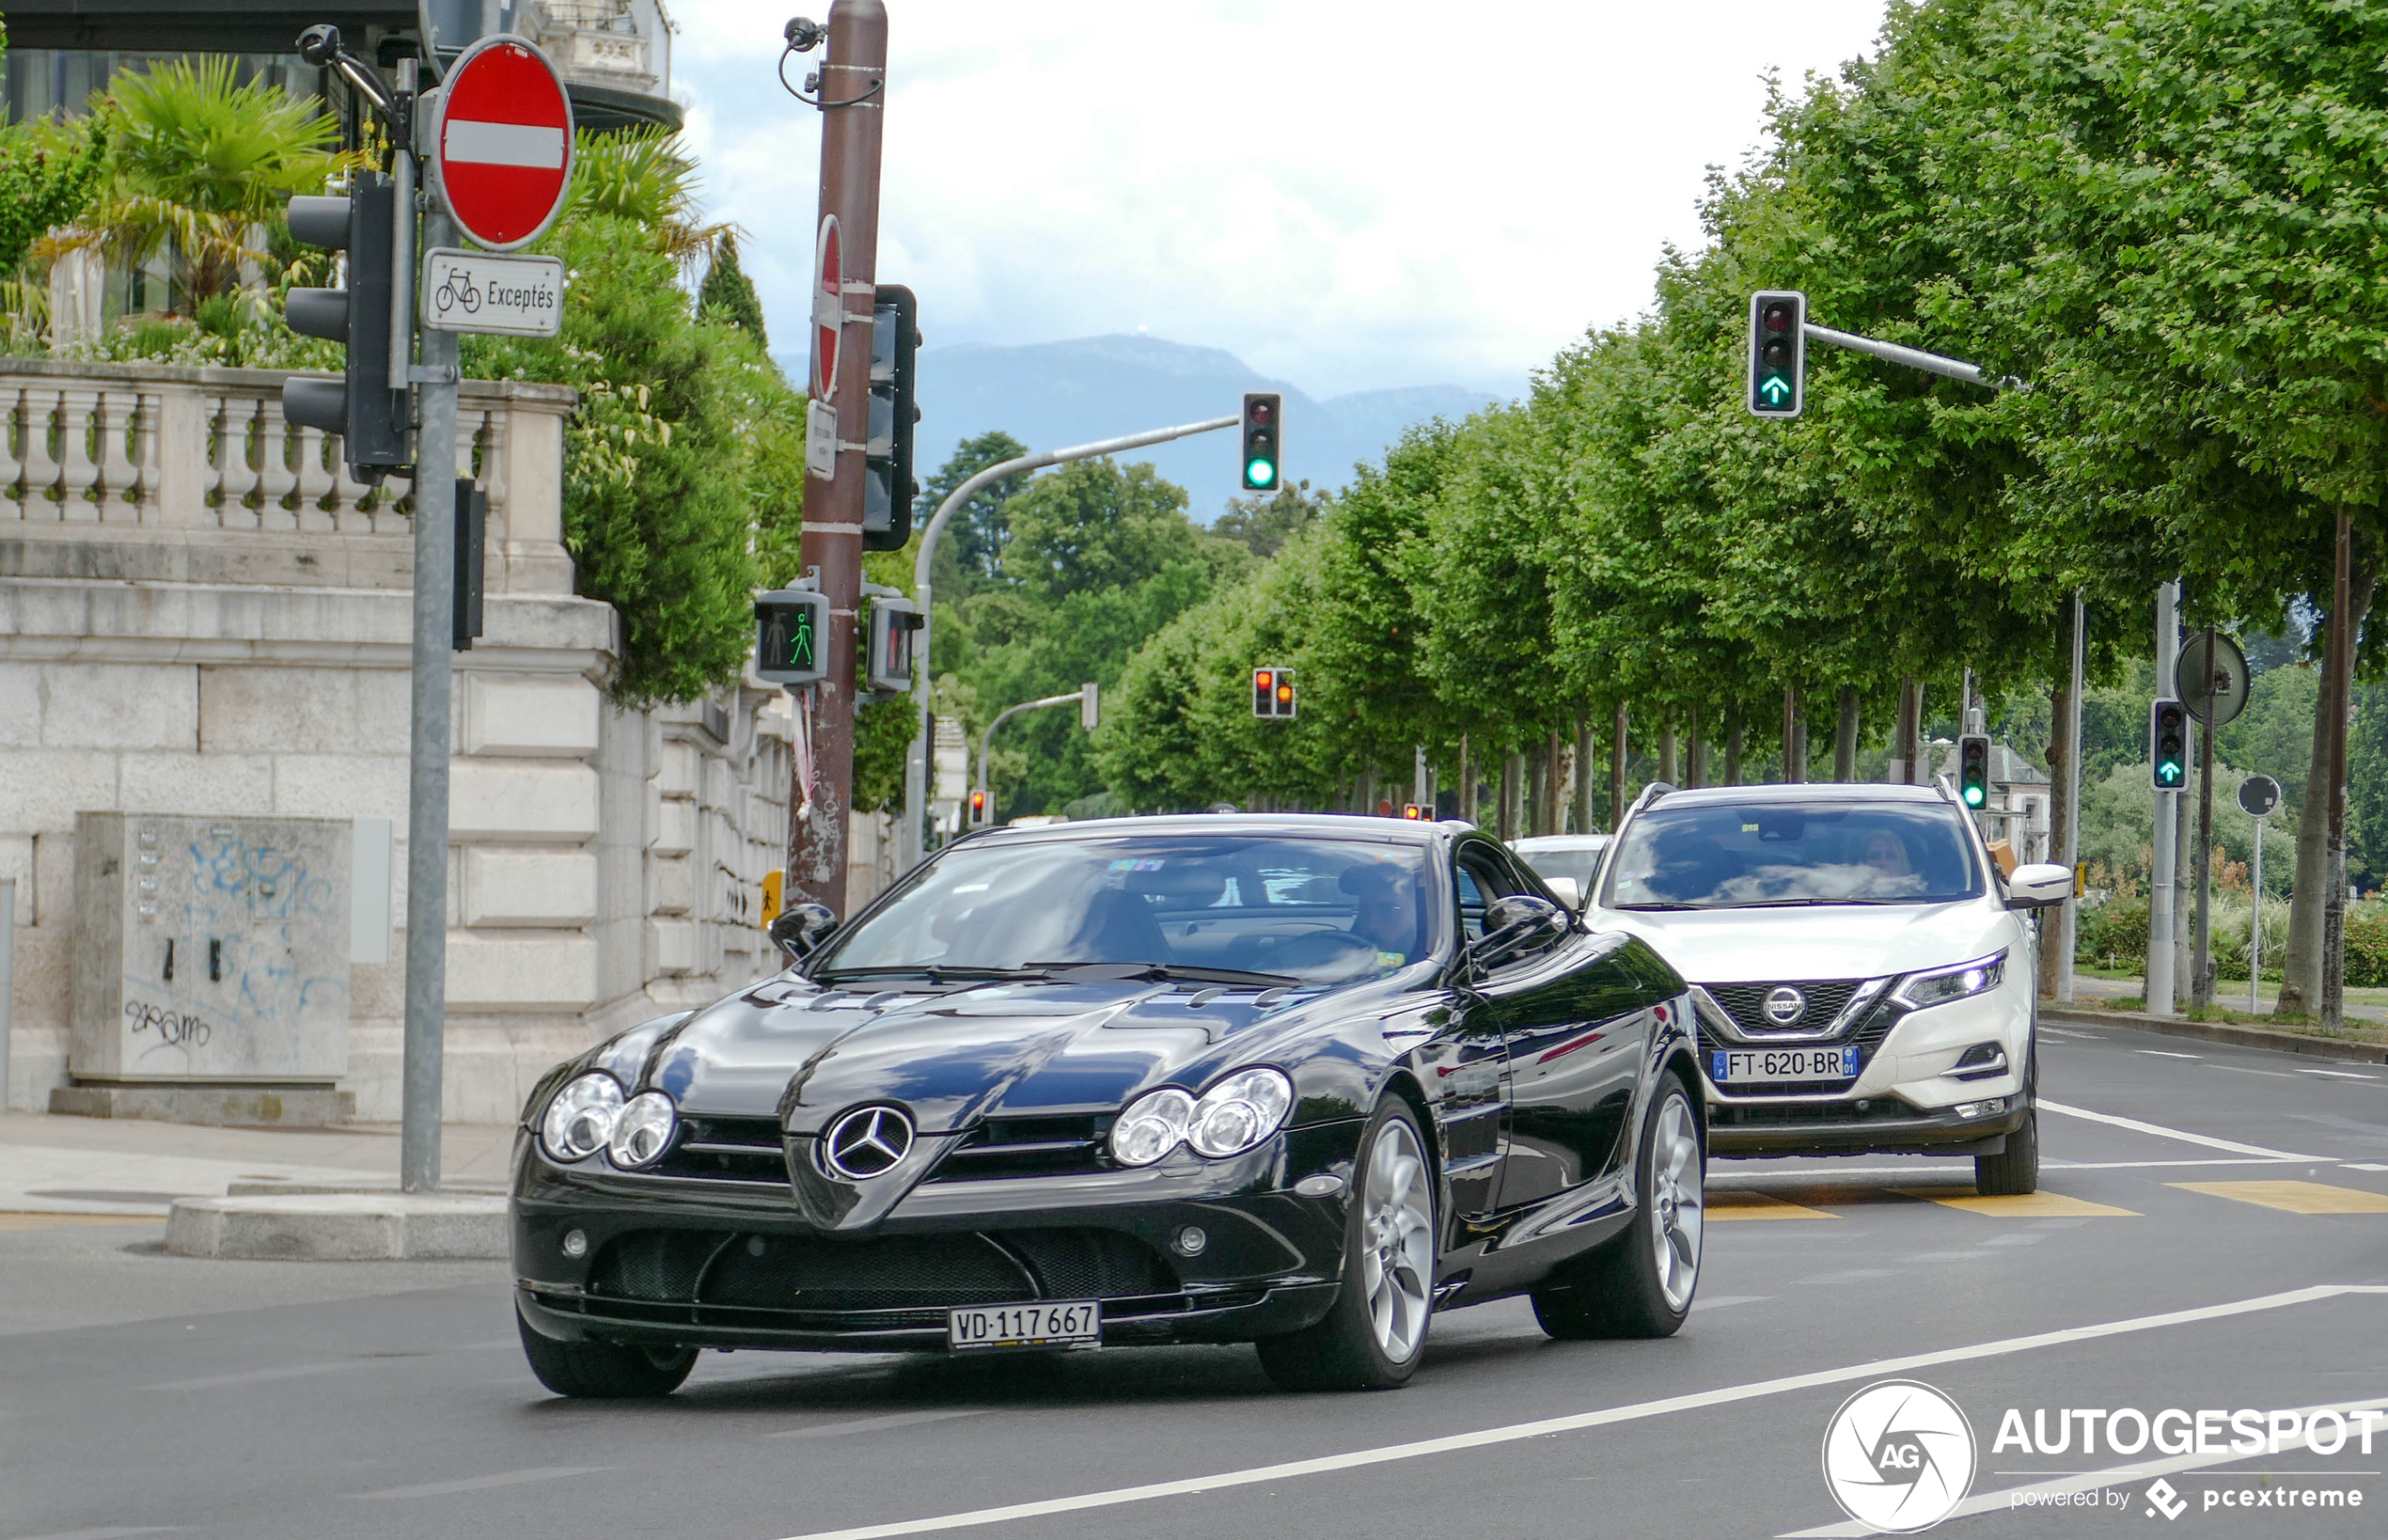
124,998,213,1048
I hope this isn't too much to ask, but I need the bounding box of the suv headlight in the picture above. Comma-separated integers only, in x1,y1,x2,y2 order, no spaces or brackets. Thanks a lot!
540,1072,624,1163
1894,951,2007,1011
1110,1067,1296,1166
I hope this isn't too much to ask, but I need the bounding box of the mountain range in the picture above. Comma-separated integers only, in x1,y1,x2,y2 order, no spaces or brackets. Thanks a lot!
778,334,1503,522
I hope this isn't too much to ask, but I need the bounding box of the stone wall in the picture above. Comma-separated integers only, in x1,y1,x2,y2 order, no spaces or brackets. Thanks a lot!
0,357,804,1122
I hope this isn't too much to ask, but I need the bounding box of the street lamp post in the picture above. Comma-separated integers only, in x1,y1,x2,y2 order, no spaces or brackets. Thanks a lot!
902,415,1239,868
974,689,1096,825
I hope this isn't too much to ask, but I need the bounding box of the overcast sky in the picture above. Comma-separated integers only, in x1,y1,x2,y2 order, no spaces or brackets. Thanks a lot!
669,1,1892,401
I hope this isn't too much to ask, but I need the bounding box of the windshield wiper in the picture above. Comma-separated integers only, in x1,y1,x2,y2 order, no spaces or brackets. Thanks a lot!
1613,903,1709,911
811,965,1052,983
1021,962,1299,987
1734,898,1903,908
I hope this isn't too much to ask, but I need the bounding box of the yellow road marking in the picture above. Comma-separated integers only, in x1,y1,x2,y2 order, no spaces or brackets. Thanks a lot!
0,1211,165,1230
1705,1190,1837,1221
1893,1190,2140,1218
2170,1180,2388,1215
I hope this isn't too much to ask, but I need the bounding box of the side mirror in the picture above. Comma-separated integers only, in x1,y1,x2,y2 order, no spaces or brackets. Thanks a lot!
2005,863,2072,909
1469,893,1569,969
769,902,840,963
1543,875,1582,910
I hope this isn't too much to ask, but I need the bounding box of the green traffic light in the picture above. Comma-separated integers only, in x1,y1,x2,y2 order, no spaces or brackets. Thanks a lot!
1963,785,1986,808
1758,374,1792,406
1246,460,1276,488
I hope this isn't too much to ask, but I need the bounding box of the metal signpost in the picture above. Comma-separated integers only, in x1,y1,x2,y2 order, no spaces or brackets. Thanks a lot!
974,687,1101,826
2239,774,2282,1012
2176,629,2249,1010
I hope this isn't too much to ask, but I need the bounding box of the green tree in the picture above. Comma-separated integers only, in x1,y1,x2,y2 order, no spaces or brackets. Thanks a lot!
696,232,767,346
0,21,109,280
916,430,1030,598
1214,479,1331,558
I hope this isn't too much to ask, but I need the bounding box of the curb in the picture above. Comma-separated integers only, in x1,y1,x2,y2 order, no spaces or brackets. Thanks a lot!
165,1193,509,1261
2041,1005,2388,1065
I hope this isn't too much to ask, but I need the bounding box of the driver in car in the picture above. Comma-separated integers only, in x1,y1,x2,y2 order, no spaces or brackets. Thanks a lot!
1341,863,1421,968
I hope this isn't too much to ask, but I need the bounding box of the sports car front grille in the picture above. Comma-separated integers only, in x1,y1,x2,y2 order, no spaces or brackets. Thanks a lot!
649,1115,788,1186
585,1226,1179,1317
927,1115,1112,1182
1705,979,1863,1036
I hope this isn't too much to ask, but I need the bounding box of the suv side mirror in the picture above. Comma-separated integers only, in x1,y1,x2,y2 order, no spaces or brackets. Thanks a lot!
1543,875,1582,910
2005,863,2072,909
1468,893,1569,969
769,902,840,963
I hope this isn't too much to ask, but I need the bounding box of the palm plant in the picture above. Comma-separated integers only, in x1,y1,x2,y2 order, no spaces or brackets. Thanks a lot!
42,56,354,314
563,127,730,271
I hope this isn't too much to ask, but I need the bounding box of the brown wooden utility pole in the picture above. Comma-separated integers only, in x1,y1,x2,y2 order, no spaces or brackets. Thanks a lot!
789,0,888,915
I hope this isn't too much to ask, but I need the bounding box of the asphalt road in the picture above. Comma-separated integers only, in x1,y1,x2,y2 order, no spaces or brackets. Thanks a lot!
6,1017,2386,1540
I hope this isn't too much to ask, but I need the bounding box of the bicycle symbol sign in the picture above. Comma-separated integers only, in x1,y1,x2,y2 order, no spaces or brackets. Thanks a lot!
419,247,565,338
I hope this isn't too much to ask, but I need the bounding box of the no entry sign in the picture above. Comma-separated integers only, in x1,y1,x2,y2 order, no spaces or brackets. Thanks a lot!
810,214,842,400
431,35,575,252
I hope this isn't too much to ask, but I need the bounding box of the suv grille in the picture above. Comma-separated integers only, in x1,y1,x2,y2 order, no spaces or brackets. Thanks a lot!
1701,1001,1905,1097
1706,979,1864,1036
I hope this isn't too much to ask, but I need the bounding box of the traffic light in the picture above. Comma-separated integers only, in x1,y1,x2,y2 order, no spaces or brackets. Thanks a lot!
282,180,409,472
1402,804,1425,820
1253,667,1296,718
863,284,919,553
453,479,485,652
754,586,831,685
1956,732,1990,809
865,594,920,694
1079,683,1099,732
2149,699,2189,790
1241,391,1281,491
968,788,990,827
1747,291,1806,418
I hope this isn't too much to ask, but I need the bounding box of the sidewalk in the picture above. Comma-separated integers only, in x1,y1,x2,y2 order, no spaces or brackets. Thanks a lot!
2067,970,2388,1026
0,1110,516,1218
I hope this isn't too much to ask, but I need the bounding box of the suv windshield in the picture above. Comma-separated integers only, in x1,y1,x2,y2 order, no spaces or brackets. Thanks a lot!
1605,802,1982,909
815,836,1438,985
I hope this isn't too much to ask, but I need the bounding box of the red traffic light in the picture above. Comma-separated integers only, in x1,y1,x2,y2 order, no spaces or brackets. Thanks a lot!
1402,804,1425,820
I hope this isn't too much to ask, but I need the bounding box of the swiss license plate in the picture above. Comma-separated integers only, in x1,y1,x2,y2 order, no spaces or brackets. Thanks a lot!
947,1300,1101,1352
1713,1045,1861,1083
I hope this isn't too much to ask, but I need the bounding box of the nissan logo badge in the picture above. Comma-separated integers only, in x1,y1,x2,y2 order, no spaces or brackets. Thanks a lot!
1763,986,1808,1026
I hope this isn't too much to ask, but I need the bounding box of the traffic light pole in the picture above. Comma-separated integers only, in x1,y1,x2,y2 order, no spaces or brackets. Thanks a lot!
974,690,1096,823
1800,322,2024,391
789,0,888,918
2149,581,2181,1018
902,415,1238,869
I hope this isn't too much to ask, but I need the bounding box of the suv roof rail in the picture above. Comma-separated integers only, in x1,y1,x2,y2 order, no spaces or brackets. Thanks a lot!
1626,781,1677,820
1932,773,1957,804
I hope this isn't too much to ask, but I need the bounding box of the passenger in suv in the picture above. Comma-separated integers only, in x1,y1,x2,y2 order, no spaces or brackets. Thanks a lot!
1583,781,2071,1194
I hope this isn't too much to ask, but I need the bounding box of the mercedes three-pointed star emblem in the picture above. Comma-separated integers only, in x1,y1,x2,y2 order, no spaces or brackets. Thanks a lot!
821,1105,915,1180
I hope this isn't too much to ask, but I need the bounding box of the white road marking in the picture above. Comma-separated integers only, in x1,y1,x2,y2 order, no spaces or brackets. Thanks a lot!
2038,1098,2320,1160
353,1466,604,1500
2345,1163,2388,1172
1690,1295,1768,1311
2210,1065,2298,1079
144,1360,365,1392
764,1409,986,1440
1778,1391,2388,1536
2301,1068,2378,1080
2043,1157,2304,1170
2037,1028,2093,1039
2136,1049,2202,1059
769,1285,2388,1540
12,1530,179,1540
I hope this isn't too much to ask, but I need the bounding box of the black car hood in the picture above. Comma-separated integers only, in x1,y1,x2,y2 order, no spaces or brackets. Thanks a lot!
641,975,1311,1135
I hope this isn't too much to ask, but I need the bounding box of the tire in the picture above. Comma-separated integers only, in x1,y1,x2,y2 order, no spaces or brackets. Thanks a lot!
516,1306,698,1399
1975,1102,2039,1195
1531,1073,1704,1341
1256,1099,1437,1391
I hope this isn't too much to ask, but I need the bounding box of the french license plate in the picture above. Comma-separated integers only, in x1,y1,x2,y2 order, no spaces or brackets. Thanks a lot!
1713,1045,1861,1083
947,1300,1101,1352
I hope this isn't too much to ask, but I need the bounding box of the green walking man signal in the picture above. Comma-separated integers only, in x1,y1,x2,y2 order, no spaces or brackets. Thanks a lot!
1748,291,1806,418
755,586,830,686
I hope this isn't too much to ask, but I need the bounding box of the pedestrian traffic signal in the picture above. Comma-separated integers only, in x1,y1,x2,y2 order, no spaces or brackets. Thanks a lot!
863,284,919,552
865,594,920,694
755,586,831,685
1253,667,1296,719
1747,291,1806,419
282,180,410,473
968,788,990,827
453,479,485,652
1241,392,1281,491
2149,699,2189,790
1956,732,1991,809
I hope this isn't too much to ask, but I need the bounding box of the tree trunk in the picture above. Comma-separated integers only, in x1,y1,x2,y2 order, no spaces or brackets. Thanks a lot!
2281,552,2377,1015
1548,726,1566,834
1687,704,1707,788
1658,723,1678,785
1455,733,1471,826
1725,706,1743,785
2041,673,2073,999
1782,687,1805,784
1500,752,1521,841
1894,675,1923,784
1835,686,1860,782
1527,745,1547,837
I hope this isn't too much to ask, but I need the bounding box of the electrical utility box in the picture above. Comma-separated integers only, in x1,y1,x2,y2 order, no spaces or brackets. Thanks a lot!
71,814,353,1083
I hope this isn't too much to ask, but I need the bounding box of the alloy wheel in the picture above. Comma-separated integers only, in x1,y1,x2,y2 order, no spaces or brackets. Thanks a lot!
1359,1116,1435,1361
1649,1092,1704,1312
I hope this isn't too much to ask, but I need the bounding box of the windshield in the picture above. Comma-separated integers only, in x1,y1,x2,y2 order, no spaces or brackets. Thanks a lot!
815,836,1440,985
1516,841,1608,890
1604,803,1982,909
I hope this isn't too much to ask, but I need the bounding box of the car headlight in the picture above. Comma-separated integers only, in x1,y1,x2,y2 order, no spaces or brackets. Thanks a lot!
607,1090,678,1170
1109,1089,1196,1167
1187,1067,1296,1157
540,1072,624,1163
1110,1068,1296,1166
1894,951,2007,1011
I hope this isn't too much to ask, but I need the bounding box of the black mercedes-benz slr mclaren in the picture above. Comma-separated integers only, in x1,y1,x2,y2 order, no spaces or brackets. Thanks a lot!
511,814,1708,1396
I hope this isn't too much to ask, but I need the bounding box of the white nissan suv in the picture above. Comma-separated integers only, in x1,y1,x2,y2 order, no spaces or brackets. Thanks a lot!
1582,780,2070,1194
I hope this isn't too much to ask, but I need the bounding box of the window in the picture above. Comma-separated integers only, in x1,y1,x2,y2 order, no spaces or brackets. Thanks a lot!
1606,802,1983,909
